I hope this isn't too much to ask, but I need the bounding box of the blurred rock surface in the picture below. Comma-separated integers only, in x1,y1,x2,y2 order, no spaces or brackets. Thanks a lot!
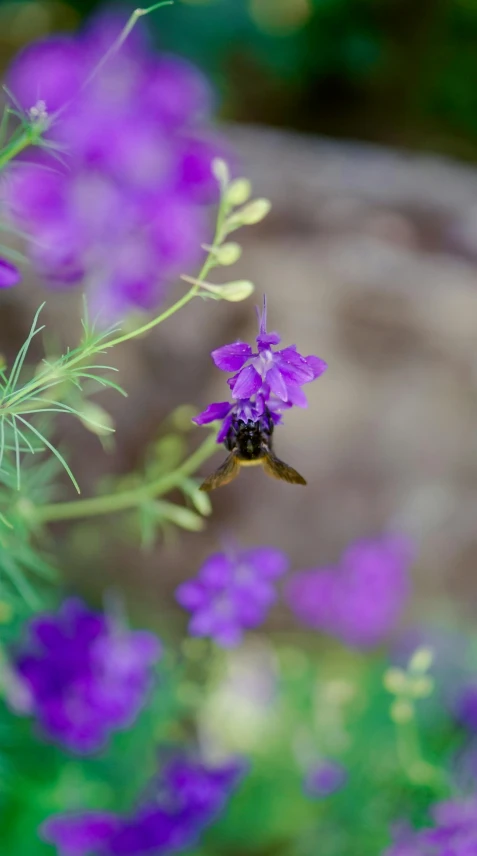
3,125,477,619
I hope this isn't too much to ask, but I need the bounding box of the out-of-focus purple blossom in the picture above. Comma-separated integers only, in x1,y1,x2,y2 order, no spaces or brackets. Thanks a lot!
454,683,477,732
3,15,223,317
41,753,247,856
285,536,412,649
0,258,21,288
384,798,477,855
176,546,289,647
303,760,348,798
11,598,161,754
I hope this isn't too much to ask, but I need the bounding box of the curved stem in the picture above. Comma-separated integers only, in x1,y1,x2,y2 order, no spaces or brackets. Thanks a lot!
32,431,218,523
0,126,40,171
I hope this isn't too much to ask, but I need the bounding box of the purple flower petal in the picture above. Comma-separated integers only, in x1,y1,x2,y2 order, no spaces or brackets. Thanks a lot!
229,365,262,399
41,812,119,856
265,363,289,401
139,55,212,129
192,401,232,426
176,581,208,610
7,37,85,113
275,347,317,386
10,598,161,754
305,355,328,379
211,342,253,372
0,258,21,288
242,547,289,580
304,760,348,798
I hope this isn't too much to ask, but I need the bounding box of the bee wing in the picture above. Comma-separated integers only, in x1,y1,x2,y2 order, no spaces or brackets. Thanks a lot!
262,451,307,485
199,453,240,492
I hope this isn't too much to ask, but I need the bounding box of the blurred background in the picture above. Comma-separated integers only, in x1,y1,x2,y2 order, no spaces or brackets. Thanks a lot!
2,0,477,628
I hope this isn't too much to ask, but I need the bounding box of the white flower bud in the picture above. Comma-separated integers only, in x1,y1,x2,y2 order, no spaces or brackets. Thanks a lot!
383,668,408,696
408,646,434,674
215,243,242,265
225,178,252,207
225,198,271,232
202,280,254,302
78,402,115,436
212,158,230,186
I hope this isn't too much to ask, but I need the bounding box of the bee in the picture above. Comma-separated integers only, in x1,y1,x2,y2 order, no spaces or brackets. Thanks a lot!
199,407,306,492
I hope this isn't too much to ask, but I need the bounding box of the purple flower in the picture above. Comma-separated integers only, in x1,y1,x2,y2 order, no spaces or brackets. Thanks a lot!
3,13,222,318
193,298,326,446
384,798,477,855
303,760,348,799
41,753,247,856
454,683,477,731
211,297,326,405
176,546,289,647
11,598,161,754
286,535,412,649
0,258,21,288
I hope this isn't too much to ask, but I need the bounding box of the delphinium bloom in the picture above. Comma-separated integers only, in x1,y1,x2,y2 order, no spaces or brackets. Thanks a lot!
194,296,327,443
0,258,21,288
41,752,247,856
2,13,224,318
176,545,289,646
384,798,477,855
285,536,412,649
10,598,161,754
454,682,477,731
303,759,348,799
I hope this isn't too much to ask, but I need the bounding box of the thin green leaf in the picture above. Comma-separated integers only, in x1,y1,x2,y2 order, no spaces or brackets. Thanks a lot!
3,303,46,397
15,415,80,493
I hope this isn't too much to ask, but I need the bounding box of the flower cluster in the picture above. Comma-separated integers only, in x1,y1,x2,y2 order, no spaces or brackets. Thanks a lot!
384,798,477,855
193,296,327,442
11,598,161,754
42,752,247,856
176,545,289,646
285,536,412,649
3,12,225,317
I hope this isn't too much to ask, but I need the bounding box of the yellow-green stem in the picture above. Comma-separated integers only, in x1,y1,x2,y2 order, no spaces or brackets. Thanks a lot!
32,431,218,523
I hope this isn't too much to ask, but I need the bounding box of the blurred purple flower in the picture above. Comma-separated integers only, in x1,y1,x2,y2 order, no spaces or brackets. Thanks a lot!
3,14,224,317
176,546,289,647
11,598,161,754
0,258,21,288
384,798,477,855
454,683,477,731
303,760,348,799
285,535,412,649
41,753,247,856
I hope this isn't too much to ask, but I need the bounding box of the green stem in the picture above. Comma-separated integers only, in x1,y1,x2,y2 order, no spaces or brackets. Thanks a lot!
395,711,446,791
32,431,218,523
0,126,40,171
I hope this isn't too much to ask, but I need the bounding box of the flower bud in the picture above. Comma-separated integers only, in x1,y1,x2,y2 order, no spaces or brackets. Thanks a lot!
215,242,242,266
212,158,230,186
390,699,414,724
409,675,434,699
78,402,115,436
156,501,205,532
408,646,434,674
232,198,271,226
383,668,408,696
201,280,255,302
225,178,252,207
